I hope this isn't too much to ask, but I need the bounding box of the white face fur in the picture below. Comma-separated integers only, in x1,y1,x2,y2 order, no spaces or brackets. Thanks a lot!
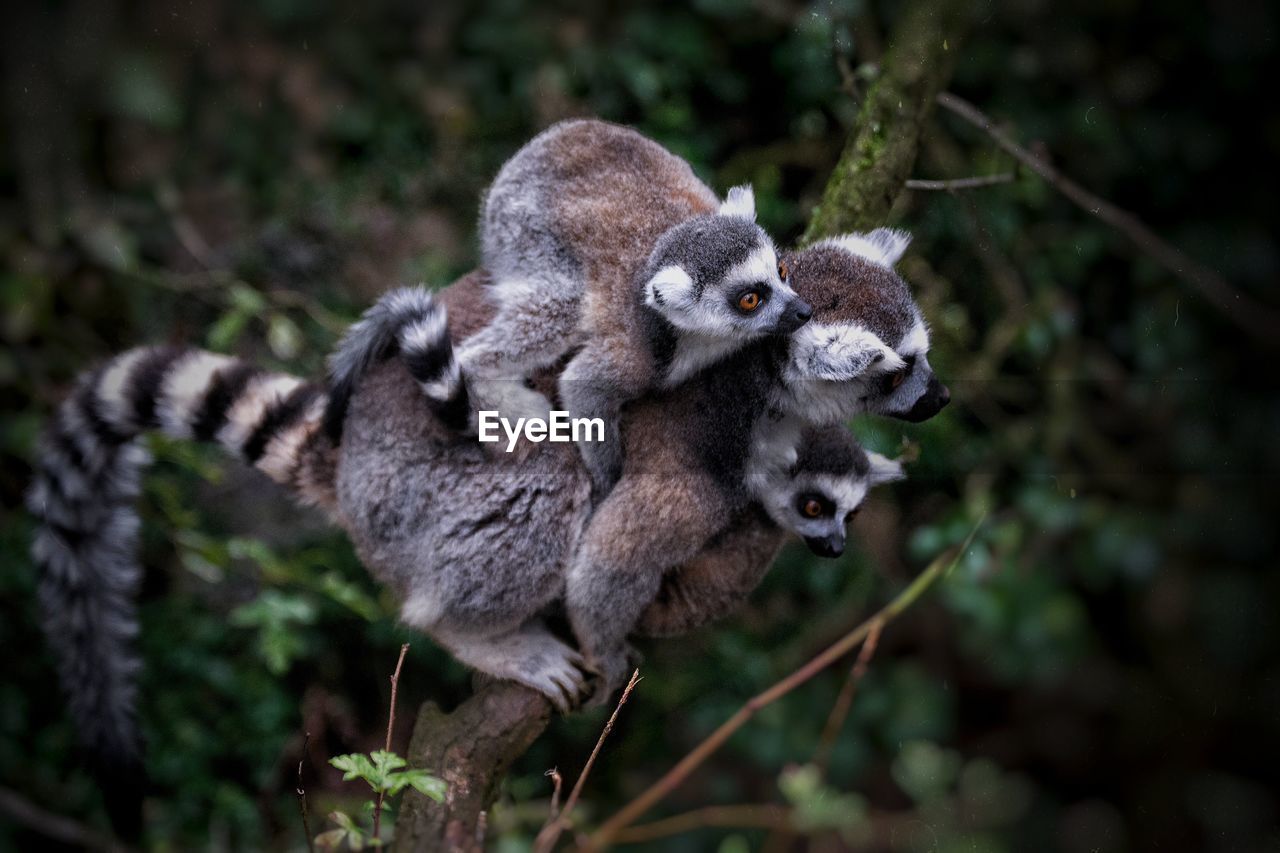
643,185,811,344
756,452,904,558
779,228,947,424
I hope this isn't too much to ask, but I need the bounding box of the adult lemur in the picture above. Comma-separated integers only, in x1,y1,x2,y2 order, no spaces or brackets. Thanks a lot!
440,119,812,489
26,327,896,777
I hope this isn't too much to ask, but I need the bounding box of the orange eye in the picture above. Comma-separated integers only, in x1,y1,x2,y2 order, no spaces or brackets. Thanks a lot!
777,258,789,281
738,291,761,311
890,368,908,390
803,499,824,518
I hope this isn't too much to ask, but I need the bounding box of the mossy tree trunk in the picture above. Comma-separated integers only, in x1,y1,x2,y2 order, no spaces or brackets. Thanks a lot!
803,0,968,241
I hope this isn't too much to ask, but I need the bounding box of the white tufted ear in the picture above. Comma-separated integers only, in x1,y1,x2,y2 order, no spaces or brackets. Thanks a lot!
718,184,757,221
788,323,904,382
866,452,906,486
644,264,696,312
820,227,912,268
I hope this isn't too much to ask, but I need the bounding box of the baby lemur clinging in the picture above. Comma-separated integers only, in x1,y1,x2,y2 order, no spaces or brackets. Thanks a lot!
452,119,812,489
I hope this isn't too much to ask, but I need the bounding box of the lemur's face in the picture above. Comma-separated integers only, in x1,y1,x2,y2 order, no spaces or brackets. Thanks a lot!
757,431,904,558
780,230,950,424
644,185,812,340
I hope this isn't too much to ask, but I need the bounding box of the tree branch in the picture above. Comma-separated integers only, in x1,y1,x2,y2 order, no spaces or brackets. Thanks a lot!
373,643,409,842
905,173,1014,191
391,681,554,853
0,786,120,851
802,0,971,241
935,91,1280,344
534,671,641,852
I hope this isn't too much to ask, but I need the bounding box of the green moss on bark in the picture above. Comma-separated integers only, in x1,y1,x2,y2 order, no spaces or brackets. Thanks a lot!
802,0,970,242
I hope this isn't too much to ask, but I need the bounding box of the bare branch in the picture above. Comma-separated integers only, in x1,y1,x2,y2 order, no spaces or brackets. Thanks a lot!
546,768,564,821
936,91,1280,344
535,670,641,853
297,731,316,853
611,804,793,845
0,786,120,851
905,173,1014,191
590,520,984,849
373,643,409,842
813,619,884,776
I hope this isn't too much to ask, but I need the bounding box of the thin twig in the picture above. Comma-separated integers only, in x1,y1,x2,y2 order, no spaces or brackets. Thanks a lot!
535,670,642,853
0,786,118,850
297,731,316,853
936,91,1280,343
373,643,410,842
590,519,984,849
813,619,884,776
610,804,793,845
546,768,564,821
904,173,1014,191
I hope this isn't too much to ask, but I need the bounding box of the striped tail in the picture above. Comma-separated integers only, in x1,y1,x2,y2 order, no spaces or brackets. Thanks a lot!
323,286,470,441
25,346,337,822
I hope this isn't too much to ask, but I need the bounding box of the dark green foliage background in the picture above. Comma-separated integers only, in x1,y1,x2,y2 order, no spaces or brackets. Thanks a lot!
1,1,1277,850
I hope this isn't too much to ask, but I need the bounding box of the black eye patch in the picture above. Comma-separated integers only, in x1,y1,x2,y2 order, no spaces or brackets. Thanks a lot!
732,284,769,314
880,354,916,393
796,492,835,518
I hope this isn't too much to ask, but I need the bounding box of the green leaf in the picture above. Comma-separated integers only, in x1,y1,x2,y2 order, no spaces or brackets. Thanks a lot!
315,811,368,851
206,310,248,352
228,283,268,314
388,769,446,801
370,750,407,774
330,753,378,785
267,313,302,359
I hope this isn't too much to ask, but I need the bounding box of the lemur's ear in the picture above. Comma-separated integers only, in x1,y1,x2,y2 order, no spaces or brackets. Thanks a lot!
866,452,906,486
718,184,757,221
822,228,912,268
644,264,696,311
789,324,904,381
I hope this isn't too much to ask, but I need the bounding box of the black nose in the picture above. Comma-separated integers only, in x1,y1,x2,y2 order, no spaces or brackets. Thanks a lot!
773,299,812,334
896,375,951,422
804,534,845,558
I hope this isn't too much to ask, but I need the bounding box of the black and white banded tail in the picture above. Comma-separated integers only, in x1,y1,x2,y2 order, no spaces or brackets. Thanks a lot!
26,346,335,824
324,286,470,441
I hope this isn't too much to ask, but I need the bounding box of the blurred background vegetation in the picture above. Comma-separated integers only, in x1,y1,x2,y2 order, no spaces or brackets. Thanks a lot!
2,0,1278,850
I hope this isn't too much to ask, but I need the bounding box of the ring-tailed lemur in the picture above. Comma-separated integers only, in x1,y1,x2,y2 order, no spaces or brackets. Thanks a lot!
393,228,949,701
451,118,812,490
27,306,900,781
25,347,335,828
637,422,904,638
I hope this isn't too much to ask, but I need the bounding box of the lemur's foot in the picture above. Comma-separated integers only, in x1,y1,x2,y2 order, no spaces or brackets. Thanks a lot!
502,639,591,713
582,643,642,708
444,625,591,713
